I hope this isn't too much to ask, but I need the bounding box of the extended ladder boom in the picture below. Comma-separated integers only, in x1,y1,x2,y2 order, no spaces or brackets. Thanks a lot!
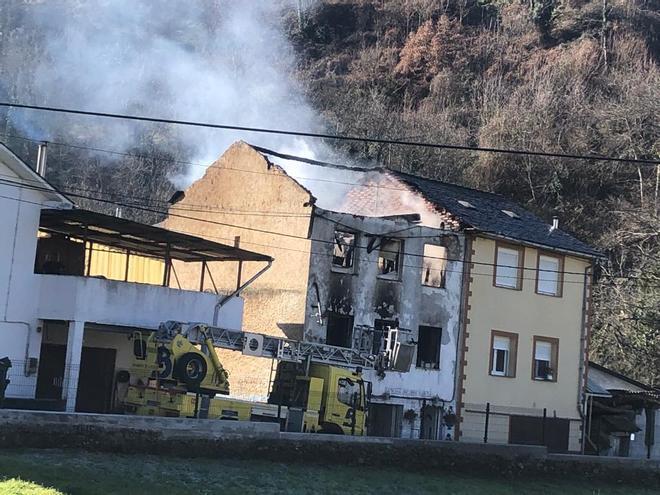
158,321,377,369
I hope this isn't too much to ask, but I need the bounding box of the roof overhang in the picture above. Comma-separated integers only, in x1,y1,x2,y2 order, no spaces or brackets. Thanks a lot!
475,231,603,260
39,208,273,263
0,143,72,205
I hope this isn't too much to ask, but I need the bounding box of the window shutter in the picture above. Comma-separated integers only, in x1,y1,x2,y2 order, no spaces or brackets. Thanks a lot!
493,336,510,351
496,247,519,288
535,341,552,361
538,255,559,294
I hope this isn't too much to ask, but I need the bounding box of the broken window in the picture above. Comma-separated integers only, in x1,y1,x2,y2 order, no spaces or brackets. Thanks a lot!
416,326,441,369
332,230,355,270
378,239,402,278
421,244,447,288
326,313,354,348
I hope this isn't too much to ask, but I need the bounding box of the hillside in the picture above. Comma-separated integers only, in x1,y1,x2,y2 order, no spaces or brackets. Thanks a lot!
290,0,659,385
0,0,658,384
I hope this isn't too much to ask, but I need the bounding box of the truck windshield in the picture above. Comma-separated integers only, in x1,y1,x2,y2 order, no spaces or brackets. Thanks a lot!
337,378,361,408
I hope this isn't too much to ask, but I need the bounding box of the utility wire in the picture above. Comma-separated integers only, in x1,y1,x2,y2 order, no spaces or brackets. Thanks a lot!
4,177,656,287
0,176,626,281
2,102,659,165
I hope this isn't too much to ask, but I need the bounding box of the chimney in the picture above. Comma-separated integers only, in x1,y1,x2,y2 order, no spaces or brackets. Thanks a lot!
36,142,48,177
550,216,559,232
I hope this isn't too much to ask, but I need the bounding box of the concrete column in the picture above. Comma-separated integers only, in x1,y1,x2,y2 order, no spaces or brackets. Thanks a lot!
63,320,85,412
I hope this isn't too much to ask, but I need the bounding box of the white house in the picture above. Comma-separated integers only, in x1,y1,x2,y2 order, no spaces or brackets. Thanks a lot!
0,143,271,413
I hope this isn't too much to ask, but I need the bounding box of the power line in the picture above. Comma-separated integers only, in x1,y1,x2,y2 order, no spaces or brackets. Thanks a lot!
2,102,659,165
0,176,617,280
3,177,655,287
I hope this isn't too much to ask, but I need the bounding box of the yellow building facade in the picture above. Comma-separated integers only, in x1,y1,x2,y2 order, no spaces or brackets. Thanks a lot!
458,236,593,452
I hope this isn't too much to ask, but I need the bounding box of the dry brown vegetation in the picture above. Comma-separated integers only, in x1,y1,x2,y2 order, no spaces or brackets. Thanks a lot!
290,0,659,385
0,0,658,384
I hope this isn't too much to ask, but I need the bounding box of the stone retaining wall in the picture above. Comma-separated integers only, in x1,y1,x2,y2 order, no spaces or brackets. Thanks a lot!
0,410,658,486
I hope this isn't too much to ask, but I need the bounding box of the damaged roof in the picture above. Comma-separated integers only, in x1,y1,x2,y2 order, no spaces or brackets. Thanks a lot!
254,144,599,258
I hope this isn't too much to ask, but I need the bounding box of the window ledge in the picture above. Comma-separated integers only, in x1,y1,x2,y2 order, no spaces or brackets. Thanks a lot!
535,291,562,298
330,266,355,275
489,373,515,379
494,283,522,291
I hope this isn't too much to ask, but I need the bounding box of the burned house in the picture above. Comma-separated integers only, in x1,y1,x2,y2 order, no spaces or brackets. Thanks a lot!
166,142,598,445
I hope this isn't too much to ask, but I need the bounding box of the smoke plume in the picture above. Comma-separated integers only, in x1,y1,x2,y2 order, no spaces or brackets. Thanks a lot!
1,0,342,189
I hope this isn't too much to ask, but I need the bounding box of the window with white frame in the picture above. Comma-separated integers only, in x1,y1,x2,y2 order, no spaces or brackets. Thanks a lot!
536,253,562,296
490,331,517,377
421,244,447,288
494,244,523,289
533,337,558,381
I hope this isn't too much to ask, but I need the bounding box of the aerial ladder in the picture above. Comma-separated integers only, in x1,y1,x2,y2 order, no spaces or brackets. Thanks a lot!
121,321,415,435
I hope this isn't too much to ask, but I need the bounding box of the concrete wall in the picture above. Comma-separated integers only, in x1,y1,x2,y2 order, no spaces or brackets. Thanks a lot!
0,156,69,396
36,274,243,331
460,236,591,451
304,212,465,438
161,142,315,400
1,410,659,487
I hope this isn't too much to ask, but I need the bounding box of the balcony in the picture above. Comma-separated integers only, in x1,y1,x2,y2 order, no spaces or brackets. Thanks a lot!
4,208,273,413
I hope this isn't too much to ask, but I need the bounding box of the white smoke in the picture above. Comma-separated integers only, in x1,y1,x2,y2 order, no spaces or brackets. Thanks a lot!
2,0,338,186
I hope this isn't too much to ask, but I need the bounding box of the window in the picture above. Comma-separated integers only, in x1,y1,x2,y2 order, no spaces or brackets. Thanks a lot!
494,243,524,290
536,253,563,297
421,244,446,288
416,326,441,369
532,337,559,382
489,330,518,377
326,313,354,348
332,230,355,270
337,377,360,407
378,239,402,278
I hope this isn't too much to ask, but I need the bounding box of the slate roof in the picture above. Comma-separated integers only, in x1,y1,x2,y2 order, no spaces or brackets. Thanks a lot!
254,144,600,258
392,170,602,258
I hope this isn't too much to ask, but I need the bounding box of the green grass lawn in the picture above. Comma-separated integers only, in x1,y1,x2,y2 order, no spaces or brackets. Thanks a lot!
0,449,653,495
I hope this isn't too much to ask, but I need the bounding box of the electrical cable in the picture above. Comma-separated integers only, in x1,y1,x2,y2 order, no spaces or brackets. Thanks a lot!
2,102,659,165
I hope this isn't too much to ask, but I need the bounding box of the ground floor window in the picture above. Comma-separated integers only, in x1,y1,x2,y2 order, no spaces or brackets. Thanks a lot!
326,313,354,348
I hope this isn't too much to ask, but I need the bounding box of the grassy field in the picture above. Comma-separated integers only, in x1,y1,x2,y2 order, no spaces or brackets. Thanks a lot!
0,449,654,495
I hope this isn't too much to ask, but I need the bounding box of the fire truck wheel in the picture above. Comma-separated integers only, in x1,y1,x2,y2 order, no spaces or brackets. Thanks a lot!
319,422,344,435
174,353,208,388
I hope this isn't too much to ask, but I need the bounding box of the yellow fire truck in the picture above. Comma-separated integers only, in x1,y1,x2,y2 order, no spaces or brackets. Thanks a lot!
121,322,374,435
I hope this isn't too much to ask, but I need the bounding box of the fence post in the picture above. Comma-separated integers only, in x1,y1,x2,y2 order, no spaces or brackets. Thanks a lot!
484,402,490,443
542,407,547,446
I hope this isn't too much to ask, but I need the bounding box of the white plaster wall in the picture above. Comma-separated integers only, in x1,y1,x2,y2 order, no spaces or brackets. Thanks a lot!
0,164,51,384
37,275,244,330
304,212,465,432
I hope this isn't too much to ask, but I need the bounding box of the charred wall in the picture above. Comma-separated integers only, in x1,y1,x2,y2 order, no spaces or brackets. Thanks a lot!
304,211,466,439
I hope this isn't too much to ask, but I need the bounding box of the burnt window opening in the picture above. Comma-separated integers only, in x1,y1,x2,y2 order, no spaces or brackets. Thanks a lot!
332,230,355,270
421,244,447,288
416,326,441,369
326,313,354,348
378,239,402,278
